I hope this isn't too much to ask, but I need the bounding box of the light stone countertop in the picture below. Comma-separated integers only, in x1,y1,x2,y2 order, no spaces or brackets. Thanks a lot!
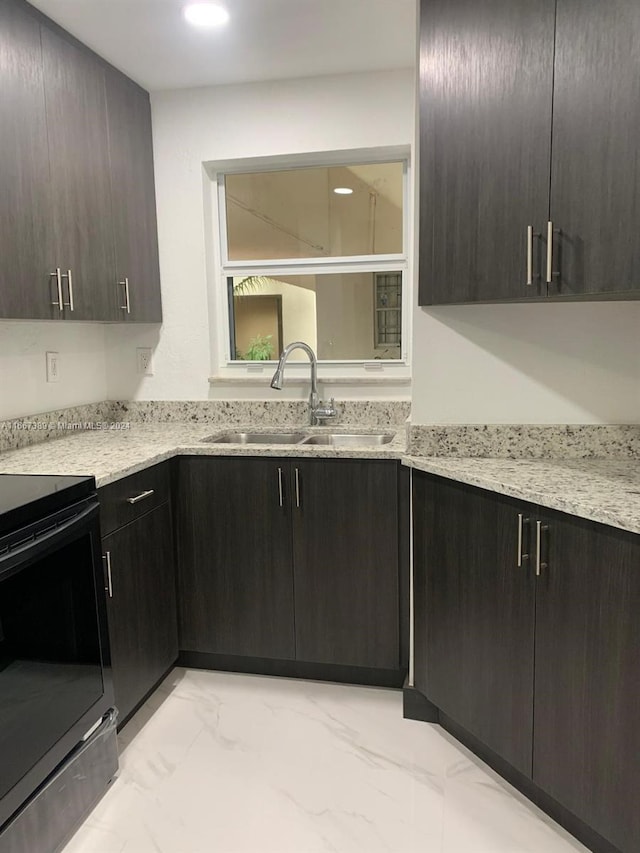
0,423,638,535
403,455,640,536
0,422,407,487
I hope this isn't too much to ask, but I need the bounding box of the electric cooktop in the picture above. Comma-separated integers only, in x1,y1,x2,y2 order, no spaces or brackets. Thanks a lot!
0,473,96,537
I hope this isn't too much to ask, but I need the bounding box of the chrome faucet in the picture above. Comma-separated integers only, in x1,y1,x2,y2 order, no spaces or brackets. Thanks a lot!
270,341,337,425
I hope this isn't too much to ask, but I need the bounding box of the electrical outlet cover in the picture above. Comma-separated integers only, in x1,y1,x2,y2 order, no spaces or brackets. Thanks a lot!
46,351,60,383
136,347,154,376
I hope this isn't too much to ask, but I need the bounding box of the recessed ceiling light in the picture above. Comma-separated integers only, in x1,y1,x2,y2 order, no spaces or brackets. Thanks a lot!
183,3,229,27
333,187,353,195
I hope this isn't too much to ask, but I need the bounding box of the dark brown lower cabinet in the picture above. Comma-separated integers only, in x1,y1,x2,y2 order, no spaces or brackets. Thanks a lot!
533,509,640,853
176,457,295,659
177,457,401,674
413,473,535,775
102,501,177,724
413,470,640,853
292,459,399,670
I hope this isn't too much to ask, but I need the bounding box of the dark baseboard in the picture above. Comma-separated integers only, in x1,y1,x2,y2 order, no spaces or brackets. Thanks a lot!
402,679,440,723
438,712,622,853
118,661,178,731
178,651,406,689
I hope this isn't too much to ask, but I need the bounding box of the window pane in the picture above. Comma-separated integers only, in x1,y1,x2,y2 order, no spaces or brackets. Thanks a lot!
224,162,403,261
230,273,402,361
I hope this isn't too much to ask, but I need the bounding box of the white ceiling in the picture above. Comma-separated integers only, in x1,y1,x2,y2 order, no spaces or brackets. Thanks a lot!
28,0,417,92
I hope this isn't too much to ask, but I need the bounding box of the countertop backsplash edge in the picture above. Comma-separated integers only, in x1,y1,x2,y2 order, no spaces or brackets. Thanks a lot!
408,423,640,459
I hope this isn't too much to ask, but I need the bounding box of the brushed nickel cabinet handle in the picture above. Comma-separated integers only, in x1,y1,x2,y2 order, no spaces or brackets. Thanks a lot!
517,513,530,567
50,268,63,311
126,489,154,505
119,277,131,313
61,269,74,311
546,221,554,284
277,467,284,507
295,468,300,509
526,226,534,286
536,521,549,577
103,551,113,598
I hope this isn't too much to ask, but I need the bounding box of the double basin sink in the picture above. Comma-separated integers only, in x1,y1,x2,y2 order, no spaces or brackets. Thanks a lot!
201,431,395,448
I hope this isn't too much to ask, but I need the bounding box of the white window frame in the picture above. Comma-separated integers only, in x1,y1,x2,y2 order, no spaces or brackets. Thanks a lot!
206,146,412,381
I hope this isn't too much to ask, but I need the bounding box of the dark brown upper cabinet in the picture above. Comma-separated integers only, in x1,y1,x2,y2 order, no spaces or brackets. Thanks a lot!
0,0,55,320
41,26,115,321
105,69,162,322
419,0,640,305
0,0,162,322
418,0,555,304
548,0,640,298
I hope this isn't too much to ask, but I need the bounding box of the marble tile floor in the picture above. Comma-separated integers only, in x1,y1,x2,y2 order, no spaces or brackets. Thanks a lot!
62,668,589,853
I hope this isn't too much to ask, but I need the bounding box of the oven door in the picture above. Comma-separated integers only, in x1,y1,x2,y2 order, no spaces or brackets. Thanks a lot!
0,497,113,830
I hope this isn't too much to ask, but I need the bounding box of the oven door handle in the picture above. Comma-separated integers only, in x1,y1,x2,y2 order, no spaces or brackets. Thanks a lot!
0,500,99,581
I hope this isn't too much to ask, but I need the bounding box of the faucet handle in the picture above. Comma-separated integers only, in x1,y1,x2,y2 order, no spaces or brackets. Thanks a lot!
313,397,338,421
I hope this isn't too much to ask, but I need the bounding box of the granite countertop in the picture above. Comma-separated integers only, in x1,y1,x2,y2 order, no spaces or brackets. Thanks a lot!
0,422,407,487
0,422,638,535
403,455,640,535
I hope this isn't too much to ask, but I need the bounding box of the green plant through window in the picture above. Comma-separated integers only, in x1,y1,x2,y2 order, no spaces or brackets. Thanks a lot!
237,334,274,361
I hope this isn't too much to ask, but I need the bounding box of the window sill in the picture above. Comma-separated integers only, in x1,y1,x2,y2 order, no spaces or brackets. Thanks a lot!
208,375,411,387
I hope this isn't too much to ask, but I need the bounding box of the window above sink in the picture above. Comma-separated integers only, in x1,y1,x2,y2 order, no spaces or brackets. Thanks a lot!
205,147,412,384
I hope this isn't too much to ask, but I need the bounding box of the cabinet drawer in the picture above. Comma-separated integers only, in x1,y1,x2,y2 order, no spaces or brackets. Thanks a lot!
99,463,170,536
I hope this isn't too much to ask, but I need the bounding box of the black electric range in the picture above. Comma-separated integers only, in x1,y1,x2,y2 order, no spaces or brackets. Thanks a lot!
0,473,96,537
0,471,116,842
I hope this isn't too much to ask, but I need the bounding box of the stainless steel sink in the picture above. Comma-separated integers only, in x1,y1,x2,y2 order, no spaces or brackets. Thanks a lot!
300,433,394,447
202,432,307,444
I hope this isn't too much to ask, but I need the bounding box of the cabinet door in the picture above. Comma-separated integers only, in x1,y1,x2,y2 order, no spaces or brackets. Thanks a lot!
413,473,536,776
418,0,555,304
533,511,640,852
103,502,177,723
291,459,399,670
176,458,295,660
41,26,115,321
549,1,640,297
0,0,53,319
105,69,162,322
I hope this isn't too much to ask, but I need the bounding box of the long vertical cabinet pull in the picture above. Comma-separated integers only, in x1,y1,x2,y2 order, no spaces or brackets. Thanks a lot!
119,277,131,313
517,513,530,567
535,521,549,577
103,551,113,598
50,268,64,311
277,467,284,507
526,226,534,286
294,468,301,509
546,221,554,285
61,270,74,311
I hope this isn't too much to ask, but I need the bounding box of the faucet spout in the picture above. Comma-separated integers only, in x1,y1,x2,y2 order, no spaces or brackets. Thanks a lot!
270,341,319,424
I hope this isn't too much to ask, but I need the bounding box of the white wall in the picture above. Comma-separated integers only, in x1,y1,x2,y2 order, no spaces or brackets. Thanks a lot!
411,302,640,424
0,322,107,420
105,69,415,402
6,63,636,424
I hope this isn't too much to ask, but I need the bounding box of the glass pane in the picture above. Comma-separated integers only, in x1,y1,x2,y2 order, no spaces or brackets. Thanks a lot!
225,162,403,261
230,272,402,361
